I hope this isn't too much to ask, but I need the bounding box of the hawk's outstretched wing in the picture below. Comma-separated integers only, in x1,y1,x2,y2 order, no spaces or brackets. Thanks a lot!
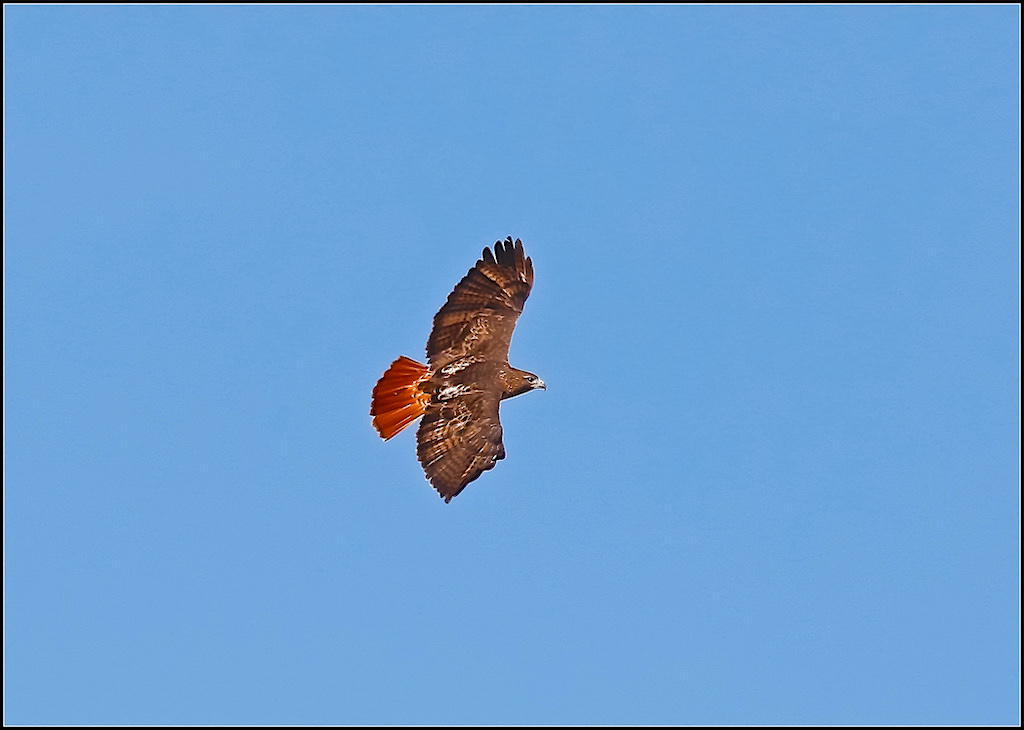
416,386,504,502
426,237,534,370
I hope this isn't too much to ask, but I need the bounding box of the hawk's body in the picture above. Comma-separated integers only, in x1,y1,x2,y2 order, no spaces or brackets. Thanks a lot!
370,237,544,502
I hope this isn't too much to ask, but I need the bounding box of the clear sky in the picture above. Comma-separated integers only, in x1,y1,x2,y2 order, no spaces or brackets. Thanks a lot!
5,5,1019,725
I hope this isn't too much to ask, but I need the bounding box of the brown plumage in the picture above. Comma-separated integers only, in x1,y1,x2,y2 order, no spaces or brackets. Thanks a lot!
370,237,545,502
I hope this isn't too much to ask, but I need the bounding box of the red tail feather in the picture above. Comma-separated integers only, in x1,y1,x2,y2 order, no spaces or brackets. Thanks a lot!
370,356,430,440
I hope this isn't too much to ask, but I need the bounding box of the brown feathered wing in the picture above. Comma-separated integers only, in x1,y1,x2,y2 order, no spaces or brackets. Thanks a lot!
416,237,534,501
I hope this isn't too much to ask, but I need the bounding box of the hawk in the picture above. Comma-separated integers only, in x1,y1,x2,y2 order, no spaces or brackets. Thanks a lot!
370,237,545,502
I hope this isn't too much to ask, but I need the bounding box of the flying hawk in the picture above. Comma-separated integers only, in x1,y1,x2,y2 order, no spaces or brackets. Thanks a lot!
370,237,545,502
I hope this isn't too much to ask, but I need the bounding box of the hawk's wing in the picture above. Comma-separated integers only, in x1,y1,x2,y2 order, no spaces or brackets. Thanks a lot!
416,386,504,503
426,237,534,369
416,237,535,501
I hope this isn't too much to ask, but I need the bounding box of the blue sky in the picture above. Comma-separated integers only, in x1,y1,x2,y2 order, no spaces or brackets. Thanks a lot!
5,5,1019,725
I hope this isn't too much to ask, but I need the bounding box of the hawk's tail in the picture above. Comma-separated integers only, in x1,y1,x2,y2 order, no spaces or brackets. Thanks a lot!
370,356,430,440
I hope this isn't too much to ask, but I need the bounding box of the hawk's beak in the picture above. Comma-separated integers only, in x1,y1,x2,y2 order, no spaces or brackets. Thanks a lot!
535,379,546,390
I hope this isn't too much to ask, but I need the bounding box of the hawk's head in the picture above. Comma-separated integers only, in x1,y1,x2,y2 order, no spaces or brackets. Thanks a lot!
504,368,546,399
